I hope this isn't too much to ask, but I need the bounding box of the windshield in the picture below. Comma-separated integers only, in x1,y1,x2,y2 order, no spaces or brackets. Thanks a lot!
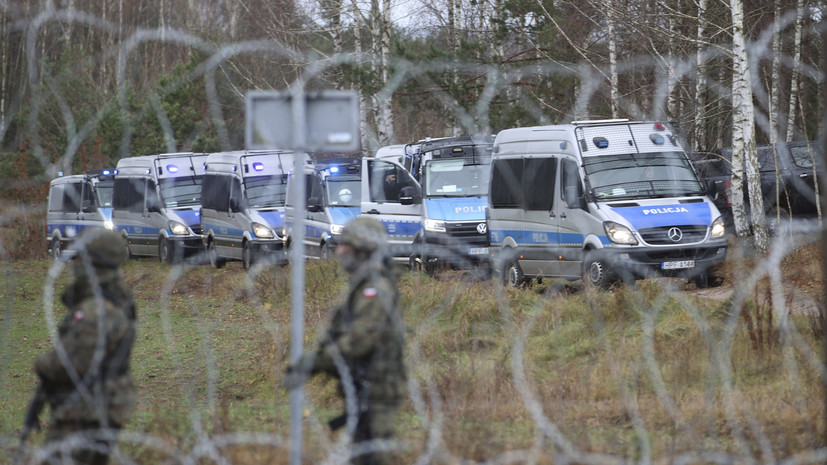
95,180,114,207
325,176,361,206
424,159,489,197
159,176,203,207
583,152,705,200
245,175,287,208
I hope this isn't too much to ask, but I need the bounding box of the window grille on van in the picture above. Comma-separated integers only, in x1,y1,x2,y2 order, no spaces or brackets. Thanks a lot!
638,225,707,245
445,222,488,245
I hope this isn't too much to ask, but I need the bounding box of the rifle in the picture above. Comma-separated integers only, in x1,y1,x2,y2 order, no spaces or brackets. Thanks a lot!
15,383,45,464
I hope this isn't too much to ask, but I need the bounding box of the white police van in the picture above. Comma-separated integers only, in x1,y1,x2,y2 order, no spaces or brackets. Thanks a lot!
487,120,728,288
201,150,293,269
284,156,421,261
46,169,115,260
408,135,494,272
112,152,207,263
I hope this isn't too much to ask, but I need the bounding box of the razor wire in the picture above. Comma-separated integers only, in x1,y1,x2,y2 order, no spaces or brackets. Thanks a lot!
1,2,826,464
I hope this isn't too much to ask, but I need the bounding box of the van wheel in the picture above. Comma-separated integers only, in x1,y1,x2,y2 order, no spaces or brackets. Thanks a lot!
583,252,614,290
208,240,225,269
242,240,255,269
50,238,62,261
159,237,174,264
503,258,527,287
321,242,335,260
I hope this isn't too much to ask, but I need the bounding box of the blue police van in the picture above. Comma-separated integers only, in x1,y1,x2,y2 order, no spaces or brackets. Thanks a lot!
406,135,494,273
201,150,294,268
46,169,115,260
112,152,207,263
487,120,728,288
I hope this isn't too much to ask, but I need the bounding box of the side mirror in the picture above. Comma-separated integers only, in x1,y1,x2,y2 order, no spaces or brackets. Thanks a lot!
146,197,162,213
229,197,242,212
307,197,322,213
705,179,718,199
565,185,585,210
81,199,96,213
399,186,421,205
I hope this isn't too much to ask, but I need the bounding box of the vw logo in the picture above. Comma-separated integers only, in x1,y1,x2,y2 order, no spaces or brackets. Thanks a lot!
667,227,683,243
477,223,488,235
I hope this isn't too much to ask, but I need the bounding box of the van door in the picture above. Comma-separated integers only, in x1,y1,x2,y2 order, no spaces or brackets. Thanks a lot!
361,158,422,257
517,156,560,278
78,180,103,231
556,156,590,279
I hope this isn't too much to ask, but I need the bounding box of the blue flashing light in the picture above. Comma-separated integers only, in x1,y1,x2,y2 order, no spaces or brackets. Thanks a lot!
145,169,152,175
330,166,340,174
114,169,119,175
649,134,665,145
232,165,237,171
58,171,64,177
167,164,179,173
253,162,264,171
593,137,609,149
102,170,111,175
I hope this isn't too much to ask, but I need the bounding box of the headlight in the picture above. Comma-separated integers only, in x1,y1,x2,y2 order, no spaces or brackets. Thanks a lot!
330,224,345,235
710,216,726,239
169,221,189,235
252,222,274,238
424,219,446,233
603,221,638,245
104,220,114,230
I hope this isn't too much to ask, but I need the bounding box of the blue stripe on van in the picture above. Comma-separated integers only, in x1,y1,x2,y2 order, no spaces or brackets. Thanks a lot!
258,211,285,229
424,197,487,221
489,229,611,247
611,203,711,229
175,209,201,227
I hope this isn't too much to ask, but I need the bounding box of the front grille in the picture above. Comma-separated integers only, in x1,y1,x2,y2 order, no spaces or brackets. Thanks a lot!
639,224,707,245
190,225,203,235
445,222,488,245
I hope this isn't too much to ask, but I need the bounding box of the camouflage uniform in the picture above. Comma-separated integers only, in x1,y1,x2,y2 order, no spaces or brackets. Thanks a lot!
286,217,407,465
34,229,136,465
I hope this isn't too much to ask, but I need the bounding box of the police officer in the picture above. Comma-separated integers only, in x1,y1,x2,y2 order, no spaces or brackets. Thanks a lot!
284,217,407,465
33,229,136,465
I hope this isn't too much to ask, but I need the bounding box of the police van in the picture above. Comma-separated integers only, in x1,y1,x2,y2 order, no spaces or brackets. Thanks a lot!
408,135,494,272
201,150,294,269
46,169,115,260
487,120,728,288
112,152,207,263
284,156,421,261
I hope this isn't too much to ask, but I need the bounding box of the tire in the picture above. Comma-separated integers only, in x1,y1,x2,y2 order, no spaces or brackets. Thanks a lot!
208,240,225,269
503,257,527,287
242,240,255,269
159,237,173,264
582,251,615,290
692,272,723,289
321,242,335,260
50,237,62,261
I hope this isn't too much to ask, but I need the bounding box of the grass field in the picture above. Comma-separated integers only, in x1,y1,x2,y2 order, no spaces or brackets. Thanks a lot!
1,239,825,464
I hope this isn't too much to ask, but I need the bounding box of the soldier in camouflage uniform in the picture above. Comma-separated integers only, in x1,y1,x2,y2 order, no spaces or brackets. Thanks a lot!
33,229,136,465
285,217,407,465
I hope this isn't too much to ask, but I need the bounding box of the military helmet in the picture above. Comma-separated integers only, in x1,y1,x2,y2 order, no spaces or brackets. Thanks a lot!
71,229,129,268
339,217,387,252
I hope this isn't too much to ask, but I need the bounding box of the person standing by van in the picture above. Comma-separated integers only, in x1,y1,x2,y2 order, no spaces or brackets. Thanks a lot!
27,229,136,465
283,217,407,465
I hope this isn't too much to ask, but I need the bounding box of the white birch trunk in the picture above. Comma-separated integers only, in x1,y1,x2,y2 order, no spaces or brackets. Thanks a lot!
1,8,7,139
666,0,678,118
606,0,619,119
693,0,707,150
768,0,782,146
730,0,769,252
352,0,370,152
785,0,804,143
372,0,394,145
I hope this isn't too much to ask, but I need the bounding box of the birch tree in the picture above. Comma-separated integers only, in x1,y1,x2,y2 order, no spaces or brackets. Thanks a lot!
729,0,769,252
785,0,804,142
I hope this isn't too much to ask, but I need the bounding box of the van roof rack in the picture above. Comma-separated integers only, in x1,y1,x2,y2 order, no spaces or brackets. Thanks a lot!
570,119,630,125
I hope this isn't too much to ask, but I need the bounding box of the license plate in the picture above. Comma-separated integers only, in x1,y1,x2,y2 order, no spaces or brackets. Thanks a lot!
662,260,694,270
468,247,489,255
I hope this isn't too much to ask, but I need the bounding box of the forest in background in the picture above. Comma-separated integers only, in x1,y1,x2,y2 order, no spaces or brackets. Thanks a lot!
0,0,824,256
